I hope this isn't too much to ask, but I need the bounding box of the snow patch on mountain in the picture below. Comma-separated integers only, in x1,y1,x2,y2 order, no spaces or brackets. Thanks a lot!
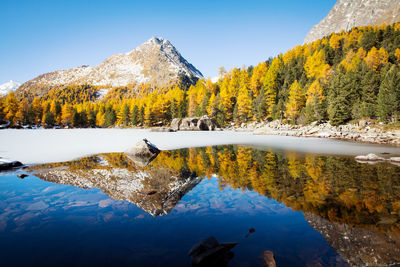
0,80,21,96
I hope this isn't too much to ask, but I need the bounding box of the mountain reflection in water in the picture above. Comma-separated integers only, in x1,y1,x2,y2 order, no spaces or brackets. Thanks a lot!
20,146,400,266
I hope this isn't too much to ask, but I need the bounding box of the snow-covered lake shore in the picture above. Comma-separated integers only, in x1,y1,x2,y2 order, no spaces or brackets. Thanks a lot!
1,129,400,165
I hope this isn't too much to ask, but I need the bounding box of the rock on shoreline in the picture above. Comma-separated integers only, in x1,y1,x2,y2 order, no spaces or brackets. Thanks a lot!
0,158,23,171
171,115,220,131
245,120,400,146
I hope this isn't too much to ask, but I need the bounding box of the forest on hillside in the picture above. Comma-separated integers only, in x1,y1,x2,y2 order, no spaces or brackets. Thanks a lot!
1,23,400,128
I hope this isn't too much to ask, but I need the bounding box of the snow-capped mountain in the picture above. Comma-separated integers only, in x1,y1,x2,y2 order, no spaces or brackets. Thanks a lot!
18,37,203,96
305,0,400,43
0,80,21,96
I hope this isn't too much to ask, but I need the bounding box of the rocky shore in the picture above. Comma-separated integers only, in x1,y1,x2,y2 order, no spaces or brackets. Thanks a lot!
228,120,400,146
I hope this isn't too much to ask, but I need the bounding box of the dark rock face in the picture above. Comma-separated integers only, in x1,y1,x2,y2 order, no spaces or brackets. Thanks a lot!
171,115,219,131
304,212,400,266
189,237,237,267
0,160,23,171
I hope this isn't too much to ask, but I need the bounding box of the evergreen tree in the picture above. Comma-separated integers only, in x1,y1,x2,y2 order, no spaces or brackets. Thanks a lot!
131,105,139,125
327,71,359,125
360,70,380,118
377,66,400,122
43,111,55,127
103,108,116,127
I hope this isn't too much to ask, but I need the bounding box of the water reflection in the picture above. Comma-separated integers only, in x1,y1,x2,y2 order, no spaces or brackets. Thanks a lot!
21,145,400,266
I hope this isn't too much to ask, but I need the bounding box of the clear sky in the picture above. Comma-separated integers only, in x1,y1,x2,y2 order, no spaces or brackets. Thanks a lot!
0,0,336,84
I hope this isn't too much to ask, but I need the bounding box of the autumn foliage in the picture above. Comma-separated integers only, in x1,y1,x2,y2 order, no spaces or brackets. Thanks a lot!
2,23,400,127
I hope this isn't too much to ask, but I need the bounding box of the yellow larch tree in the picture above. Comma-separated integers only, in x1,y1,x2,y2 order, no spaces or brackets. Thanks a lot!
236,70,252,121
340,50,362,71
14,98,29,125
304,50,331,80
219,72,234,120
285,80,305,122
61,103,74,125
250,62,267,97
207,93,217,118
329,33,341,49
364,46,386,70
395,48,400,64
263,57,283,116
306,79,325,106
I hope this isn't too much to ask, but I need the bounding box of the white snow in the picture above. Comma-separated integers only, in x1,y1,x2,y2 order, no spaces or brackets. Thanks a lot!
96,88,110,99
211,76,220,83
1,129,400,165
0,80,21,96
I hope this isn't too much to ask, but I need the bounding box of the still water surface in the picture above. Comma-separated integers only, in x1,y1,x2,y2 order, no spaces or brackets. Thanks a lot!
0,145,399,266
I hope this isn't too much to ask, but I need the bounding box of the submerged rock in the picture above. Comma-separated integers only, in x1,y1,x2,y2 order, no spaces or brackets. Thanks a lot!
261,251,276,267
17,173,28,179
189,236,237,266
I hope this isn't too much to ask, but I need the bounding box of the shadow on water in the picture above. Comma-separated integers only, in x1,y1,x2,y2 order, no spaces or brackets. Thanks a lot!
1,145,400,266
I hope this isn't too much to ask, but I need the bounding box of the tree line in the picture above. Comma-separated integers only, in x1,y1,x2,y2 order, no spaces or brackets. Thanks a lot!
1,23,400,128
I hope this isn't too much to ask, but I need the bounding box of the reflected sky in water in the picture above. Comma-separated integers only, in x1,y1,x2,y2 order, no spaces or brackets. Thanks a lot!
1,145,400,266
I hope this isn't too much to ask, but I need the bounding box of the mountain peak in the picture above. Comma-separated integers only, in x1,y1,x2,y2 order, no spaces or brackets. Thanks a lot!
305,0,400,43
17,37,203,96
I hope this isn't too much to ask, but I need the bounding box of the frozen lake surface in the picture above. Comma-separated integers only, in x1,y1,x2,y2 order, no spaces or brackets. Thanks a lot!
1,128,399,164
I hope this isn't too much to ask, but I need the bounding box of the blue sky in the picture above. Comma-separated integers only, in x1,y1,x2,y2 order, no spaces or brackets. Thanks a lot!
0,0,336,84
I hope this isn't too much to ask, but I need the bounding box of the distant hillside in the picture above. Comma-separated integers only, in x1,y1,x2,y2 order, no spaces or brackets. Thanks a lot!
17,37,203,98
305,0,400,43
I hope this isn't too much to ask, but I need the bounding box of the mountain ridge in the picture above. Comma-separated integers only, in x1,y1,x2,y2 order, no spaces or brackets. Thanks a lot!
305,0,400,44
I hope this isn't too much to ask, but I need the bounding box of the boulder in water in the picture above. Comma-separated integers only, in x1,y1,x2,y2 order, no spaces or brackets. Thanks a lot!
124,139,160,166
189,236,237,266
261,251,276,267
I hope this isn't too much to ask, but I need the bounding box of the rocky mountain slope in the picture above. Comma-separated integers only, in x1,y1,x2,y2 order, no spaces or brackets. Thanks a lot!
17,37,203,96
30,153,201,217
305,0,400,43
0,80,21,96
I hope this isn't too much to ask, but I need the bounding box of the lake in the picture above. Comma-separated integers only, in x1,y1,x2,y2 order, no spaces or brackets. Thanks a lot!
1,137,400,266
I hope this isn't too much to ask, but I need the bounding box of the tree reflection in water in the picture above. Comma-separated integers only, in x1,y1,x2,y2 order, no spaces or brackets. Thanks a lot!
30,145,400,266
